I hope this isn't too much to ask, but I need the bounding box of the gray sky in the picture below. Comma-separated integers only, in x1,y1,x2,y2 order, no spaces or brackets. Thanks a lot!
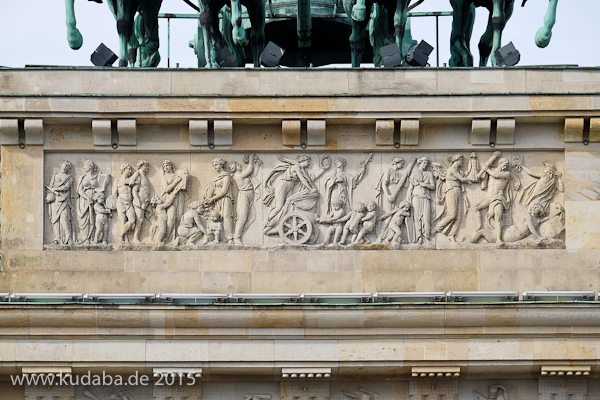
0,0,598,68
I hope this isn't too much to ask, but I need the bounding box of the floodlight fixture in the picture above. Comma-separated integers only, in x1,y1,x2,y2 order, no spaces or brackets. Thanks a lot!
216,46,237,68
91,43,118,67
227,293,299,304
373,292,446,303
260,42,285,67
379,43,403,68
84,293,156,303
522,291,596,301
447,291,519,302
405,40,433,67
156,293,227,304
299,292,372,304
495,41,520,66
10,293,84,302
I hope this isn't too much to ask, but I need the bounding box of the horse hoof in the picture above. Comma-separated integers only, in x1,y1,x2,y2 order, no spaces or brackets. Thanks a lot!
68,29,83,50
351,5,366,21
233,27,248,47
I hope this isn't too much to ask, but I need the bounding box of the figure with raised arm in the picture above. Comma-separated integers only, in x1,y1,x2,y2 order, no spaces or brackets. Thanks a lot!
113,163,136,244
465,200,552,245
263,155,329,235
130,159,153,244
376,157,416,213
472,156,511,244
324,154,372,214
434,154,471,242
517,160,564,209
229,154,262,245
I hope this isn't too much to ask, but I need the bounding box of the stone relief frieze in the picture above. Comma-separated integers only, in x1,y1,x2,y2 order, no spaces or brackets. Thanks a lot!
473,385,508,400
43,151,566,250
339,387,384,400
76,385,151,400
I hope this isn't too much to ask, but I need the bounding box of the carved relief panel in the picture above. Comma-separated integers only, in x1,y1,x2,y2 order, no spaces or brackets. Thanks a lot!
43,151,565,250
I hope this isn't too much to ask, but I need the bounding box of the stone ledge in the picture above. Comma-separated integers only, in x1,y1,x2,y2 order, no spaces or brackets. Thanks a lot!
0,305,599,335
2,68,600,97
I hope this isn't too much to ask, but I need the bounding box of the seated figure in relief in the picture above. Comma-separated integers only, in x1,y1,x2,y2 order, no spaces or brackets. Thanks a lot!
149,193,177,244
176,201,208,246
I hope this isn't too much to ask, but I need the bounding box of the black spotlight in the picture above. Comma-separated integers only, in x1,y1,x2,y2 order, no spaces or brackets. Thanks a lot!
260,42,285,67
495,41,520,66
91,43,118,67
405,40,433,67
216,46,237,68
379,43,403,68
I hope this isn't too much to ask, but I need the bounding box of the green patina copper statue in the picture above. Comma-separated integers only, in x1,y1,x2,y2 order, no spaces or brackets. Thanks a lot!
343,0,415,67
526,0,558,49
449,0,559,67
65,0,163,67
190,0,265,67
369,5,416,67
64,0,558,68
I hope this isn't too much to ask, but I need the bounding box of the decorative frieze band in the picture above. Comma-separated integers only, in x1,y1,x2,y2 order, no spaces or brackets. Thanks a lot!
43,150,565,250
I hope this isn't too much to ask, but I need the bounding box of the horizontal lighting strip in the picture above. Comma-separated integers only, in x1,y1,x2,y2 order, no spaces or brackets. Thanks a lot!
0,291,597,304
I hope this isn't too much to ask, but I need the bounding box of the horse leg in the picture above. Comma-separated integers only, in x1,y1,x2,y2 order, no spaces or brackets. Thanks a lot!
246,0,266,67
449,0,475,67
350,24,367,67
369,3,387,67
535,0,557,48
478,15,493,66
344,0,368,67
393,0,409,62
489,0,507,66
106,0,134,67
221,6,246,66
352,0,367,21
139,0,162,67
198,0,218,68
231,0,248,47
65,0,84,49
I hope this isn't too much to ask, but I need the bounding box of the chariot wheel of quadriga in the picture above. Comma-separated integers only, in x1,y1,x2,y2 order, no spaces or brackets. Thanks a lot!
278,211,314,245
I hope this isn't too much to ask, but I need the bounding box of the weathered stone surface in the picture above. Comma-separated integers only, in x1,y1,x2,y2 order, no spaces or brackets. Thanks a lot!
565,146,600,201
566,201,600,249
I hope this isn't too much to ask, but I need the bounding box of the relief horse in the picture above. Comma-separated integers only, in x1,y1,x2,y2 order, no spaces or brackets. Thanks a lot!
449,0,559,67
65,0,163,67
